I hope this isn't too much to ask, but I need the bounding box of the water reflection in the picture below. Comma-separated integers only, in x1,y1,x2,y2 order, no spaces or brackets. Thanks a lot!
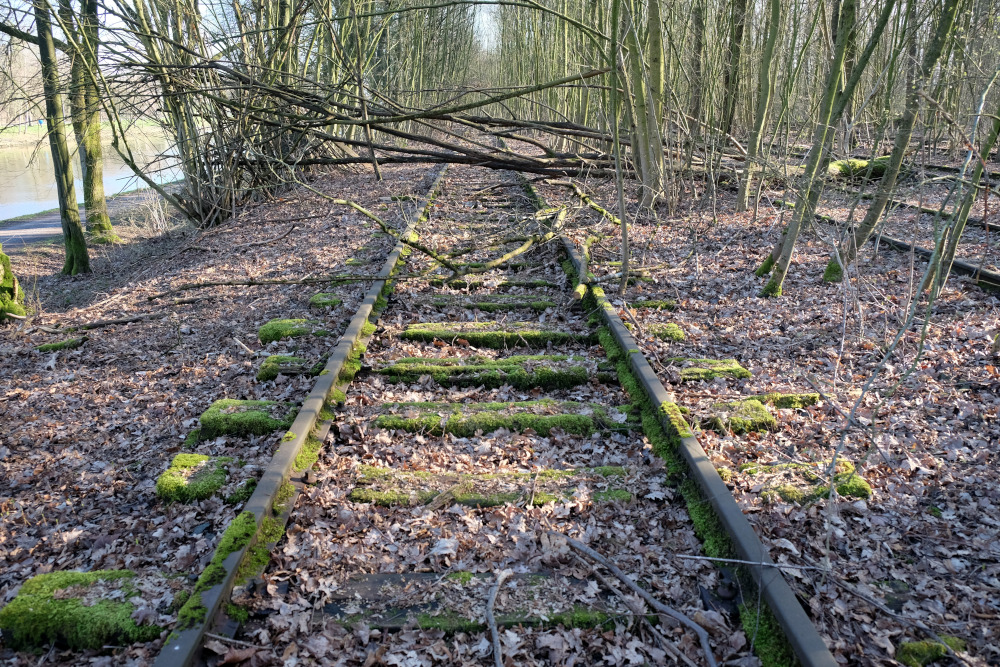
0,131,181,220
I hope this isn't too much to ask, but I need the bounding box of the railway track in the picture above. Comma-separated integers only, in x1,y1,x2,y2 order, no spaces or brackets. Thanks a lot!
0,163,836,666
195,164,735,665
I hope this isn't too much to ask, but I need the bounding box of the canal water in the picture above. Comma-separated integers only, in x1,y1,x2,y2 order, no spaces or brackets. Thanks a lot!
0,131,180,221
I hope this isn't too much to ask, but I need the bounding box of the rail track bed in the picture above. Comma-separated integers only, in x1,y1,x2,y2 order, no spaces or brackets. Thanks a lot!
184,165,758,666
4,164,811,666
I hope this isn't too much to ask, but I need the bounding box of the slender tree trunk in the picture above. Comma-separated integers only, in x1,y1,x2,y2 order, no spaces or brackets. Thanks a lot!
721,0,747,137
35,0,89,275
826,0,959,281
609,0,630,295
936,102,1000,288
79,0,113,240
59,0,113,241
737,0,780,212
758,0,856,296
689,1,704,133
758,0,897,296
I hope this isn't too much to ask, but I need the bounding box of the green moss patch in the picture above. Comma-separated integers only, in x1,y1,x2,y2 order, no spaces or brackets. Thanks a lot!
648,322,685,342
257,355,325,381
428,277,558,290
0,570,162,650
752,392,820,409
747,460,873,505
156,453,232,503
309,293,343,309
349,465,628,508
36,336,88,352
199,399,297,439
665,357,751,381
379,355,589,390
704,399,776,434
177,511,258,629
258,318,330,344
425,294,557,313
897,637,966,667
827,155,892,179
0,243,26,319
401,321,592,348
293,435,324,472
375,399,633,437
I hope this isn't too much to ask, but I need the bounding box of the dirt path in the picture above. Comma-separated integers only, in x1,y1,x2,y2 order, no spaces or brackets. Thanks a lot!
0,185,177,249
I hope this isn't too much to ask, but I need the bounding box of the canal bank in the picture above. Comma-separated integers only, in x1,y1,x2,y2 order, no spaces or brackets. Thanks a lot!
0,183,181,249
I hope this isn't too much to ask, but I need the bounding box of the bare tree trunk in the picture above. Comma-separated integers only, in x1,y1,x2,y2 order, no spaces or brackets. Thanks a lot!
737,0,780,212
35,0,89,275
757,0,856,296
826,0,959,281
721,0,747,137
758,0,897,296
58,0,114,241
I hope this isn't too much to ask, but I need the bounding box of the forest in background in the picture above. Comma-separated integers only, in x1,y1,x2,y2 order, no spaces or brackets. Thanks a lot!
1,0,998,286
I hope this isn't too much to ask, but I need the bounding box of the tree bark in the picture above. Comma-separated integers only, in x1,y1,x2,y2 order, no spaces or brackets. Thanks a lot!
758,0,897,296
35,0,89,275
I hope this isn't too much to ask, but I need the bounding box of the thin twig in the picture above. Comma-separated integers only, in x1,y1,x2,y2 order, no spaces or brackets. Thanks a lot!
486,569,513,667
571,554,697,667
552,532,717,667
203,632,266,650
232,224,297,249
675,554,827,570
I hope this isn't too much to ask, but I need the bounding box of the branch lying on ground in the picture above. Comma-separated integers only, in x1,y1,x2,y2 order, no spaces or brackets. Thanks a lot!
547,179,623,226
145,274,394,301
551,532,718,667
486,569,513,667
232,225,298,249
327,197,564,279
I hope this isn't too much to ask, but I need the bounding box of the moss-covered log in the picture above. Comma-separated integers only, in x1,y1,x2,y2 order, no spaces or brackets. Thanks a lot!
156,453,231,502
258,318,330,344
665,357,751,381
704,399,776,434
648,322,685,341
35,336,88,352
741,460,872,504
308,293,343,309
198,399,297,439
379,355,589,390
401,321,592,348
375,399,634,436
826,155,893,179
